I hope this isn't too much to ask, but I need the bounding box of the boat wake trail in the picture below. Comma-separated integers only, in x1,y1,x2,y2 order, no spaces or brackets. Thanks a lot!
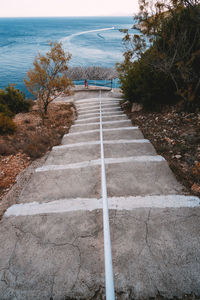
61,27,115,43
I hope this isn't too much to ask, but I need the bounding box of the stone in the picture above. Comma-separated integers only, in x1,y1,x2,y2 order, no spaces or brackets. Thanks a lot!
131,102,143,112
191,183,200,194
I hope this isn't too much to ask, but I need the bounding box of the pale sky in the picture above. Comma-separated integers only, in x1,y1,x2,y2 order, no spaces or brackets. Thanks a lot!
1,0,139,17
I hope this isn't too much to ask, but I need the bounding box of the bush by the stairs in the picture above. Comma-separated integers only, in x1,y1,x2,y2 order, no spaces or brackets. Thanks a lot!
0,85,31,116
0,113,16,134
118,49,178,111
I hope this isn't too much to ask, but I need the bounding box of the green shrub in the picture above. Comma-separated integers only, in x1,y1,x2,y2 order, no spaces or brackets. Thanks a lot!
119,50,178,110
0,113,16,134
0,103,14,117
0,85,31,115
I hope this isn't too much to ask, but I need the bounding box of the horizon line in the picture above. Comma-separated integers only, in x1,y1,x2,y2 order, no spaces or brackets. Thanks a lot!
0,14,135,19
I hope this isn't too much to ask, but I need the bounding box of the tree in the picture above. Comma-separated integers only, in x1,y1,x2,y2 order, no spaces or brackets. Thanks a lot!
25,42,73,117
65,66,118,80
117,0,200,109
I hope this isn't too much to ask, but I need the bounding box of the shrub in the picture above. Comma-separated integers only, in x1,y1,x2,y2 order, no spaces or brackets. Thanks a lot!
0,103,13,117
0,113,16,134
0,85,31,115
119,49,178,110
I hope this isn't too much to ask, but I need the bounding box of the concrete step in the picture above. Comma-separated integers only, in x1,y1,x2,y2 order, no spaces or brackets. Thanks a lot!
62,128,144,144
47,141,157,165
48,144,101,164
78,107,122,115
70,121,132,132
76,115,128,123
18,166,101,203
106,160,183,197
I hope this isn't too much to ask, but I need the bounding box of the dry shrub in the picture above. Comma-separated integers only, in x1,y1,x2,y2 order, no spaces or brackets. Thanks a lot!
23,143,46,158
0,102,76,159
0,114,16,134
0,143,15,155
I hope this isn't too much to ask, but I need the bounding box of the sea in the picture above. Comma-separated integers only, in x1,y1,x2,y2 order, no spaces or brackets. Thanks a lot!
0,16,136,96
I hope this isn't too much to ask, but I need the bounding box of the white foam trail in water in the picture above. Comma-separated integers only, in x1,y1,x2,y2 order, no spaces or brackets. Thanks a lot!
61,27,115,42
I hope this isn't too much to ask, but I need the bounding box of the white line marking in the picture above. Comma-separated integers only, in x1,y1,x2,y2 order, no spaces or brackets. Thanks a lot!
104,139,150,144
77,102,119,108
5,195,200,217
76,116,100,122
53,141,101,150
66,127,138,136
79,110,123,117
73,120,130,127
36,159,101,172
75,98,120,104
78,104,119,111
35,155,165,172
52,139,150,150
66,129,100,136
76,115,127,122
76,100,119,106
5,198,102,216
78,108,121,114
104,155,165,164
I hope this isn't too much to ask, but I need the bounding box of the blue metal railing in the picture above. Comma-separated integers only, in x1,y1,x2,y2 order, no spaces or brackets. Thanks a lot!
73,78,120,89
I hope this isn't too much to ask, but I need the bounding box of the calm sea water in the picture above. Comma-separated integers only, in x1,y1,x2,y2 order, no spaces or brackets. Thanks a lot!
0,16,136,95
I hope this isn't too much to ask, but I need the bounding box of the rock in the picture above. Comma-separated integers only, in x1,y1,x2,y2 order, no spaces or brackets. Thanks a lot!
175,155,182,159
121,101,129,108
165,137,173,144
191,183,200,194
131,103,143,113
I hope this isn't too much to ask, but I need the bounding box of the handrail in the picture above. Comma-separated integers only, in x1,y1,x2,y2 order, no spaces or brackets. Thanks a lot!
99,90,115,300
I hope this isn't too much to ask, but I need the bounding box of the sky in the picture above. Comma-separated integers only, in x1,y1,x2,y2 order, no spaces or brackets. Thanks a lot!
1,0,139,17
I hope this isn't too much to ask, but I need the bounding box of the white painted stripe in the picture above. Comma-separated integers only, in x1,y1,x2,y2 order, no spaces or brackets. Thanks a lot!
78,108,121,114
78,111,123,117
76,116,100,122
78,108,100,114
65,127,138,136
73,120,130,127
78,104,119,111
78,113,125,120
66,129,100,136
5,198,102,216
75,98,120,104
36,159,101,172
104,155,165,164
104,139,150,144
35,155,164,172
76,114,126,123
102,111,123,115
77,103,119,109
53,139,150,150
5,195,200,217
53,141,101,150
76,101,119,107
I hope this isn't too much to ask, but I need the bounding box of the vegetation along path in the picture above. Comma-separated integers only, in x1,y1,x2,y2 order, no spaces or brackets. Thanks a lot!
0,89,200,299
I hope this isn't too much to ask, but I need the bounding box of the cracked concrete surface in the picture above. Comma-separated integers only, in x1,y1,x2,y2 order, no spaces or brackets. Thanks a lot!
0,89,200,299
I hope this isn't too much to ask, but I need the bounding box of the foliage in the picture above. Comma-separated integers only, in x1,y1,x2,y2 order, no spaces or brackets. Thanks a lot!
24,42,73,117
0,113,16,134
0,85,31,116
118,49,178,110
117,0,200,110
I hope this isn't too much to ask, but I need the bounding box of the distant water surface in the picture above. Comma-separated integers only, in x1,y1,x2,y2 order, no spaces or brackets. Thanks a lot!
0,17,136,95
